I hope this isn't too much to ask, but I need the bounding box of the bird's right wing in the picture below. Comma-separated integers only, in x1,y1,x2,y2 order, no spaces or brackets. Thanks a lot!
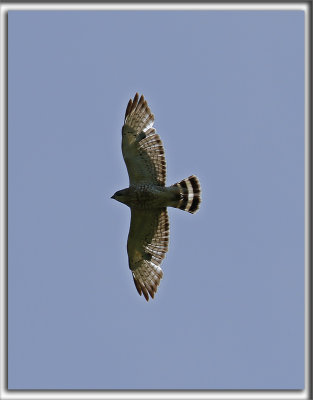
127,207,169,301
121,93,166,186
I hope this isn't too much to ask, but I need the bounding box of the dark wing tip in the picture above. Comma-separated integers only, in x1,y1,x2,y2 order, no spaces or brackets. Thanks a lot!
141,286,150,301
146,283,155,299
132,274,151,301
133,275,142,296
124,93,142,121
125,99,133,121
129,93,139,113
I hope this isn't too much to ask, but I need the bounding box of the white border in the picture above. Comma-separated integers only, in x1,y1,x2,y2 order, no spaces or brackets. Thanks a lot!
0,3,310,400
0,2,309,10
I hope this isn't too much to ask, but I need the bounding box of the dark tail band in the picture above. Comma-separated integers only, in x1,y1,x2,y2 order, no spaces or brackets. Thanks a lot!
172,175,201,214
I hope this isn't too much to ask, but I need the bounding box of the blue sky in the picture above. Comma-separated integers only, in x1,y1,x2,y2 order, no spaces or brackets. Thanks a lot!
8,10,304,389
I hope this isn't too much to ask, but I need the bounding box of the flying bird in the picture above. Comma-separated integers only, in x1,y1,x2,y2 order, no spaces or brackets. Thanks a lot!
112,93,201,301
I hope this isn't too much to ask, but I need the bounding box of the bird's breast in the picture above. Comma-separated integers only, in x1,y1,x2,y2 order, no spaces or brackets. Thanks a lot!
128,184,167,209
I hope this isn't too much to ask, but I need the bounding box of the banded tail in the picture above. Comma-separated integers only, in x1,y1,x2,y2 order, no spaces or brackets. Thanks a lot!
172,175,201,214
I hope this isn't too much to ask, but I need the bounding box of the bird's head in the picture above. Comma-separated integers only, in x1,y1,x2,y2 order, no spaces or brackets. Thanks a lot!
111,188,130,205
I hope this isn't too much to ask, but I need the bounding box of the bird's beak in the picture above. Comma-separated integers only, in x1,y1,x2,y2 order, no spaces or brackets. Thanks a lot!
111,195,115,199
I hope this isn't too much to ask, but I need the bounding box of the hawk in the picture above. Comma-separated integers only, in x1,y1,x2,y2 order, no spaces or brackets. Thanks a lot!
112,93,201,301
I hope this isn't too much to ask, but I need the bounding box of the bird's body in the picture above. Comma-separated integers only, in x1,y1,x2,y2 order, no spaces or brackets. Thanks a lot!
112,93,201,301
113,184,181,209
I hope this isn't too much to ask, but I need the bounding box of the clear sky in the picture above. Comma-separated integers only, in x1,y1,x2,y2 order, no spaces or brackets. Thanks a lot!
8,10,304,390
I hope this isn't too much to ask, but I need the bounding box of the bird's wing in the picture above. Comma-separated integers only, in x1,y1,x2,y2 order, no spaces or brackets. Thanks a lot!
127,207,169,301
122,93,166,186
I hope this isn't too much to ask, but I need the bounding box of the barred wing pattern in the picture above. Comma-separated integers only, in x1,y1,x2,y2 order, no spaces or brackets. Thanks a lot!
127,208,169,301
122,93,166,186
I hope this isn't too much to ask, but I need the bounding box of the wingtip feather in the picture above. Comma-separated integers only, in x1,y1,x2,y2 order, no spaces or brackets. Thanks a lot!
131,262,164,302
123,93,155,134
133,275,142,296
124,99,132,120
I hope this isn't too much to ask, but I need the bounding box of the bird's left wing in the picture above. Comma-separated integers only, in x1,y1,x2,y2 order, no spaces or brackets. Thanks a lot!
127,207,169,301
122,93,166,186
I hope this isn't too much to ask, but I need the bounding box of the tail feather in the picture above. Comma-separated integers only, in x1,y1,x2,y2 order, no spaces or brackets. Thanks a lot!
172,175,201,214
